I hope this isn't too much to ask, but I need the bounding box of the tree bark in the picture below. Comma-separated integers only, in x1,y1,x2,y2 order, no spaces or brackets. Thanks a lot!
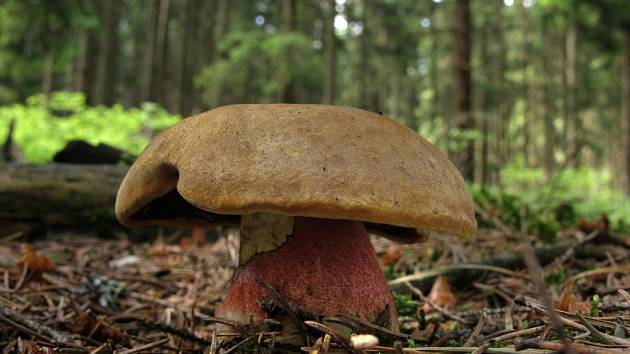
322,0,336,104
141,1,159,103
520,0,531,167
451,0,474,180
149,0,171,104
623,31,630,195
565,12,578,168
94,0,120,106
359,0,371,110
542,17,555,183
278,0,297,103
72,31,88,92
476,19,491,187
213,0,228,62
41,53,54,100
493,0,508,176
0,164,127,236
178,0,198,116
429,0,439,126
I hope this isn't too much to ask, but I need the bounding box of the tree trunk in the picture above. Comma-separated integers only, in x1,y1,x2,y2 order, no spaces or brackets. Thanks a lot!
542,18,555,183
0,164,127,236
85,30,100,105
213,0,228,61
405,84,418,132
72,31,88,92
623,31,630,195
451,0,474,181
149,0,171,104
359,0,370,110
565,13,578,168
141,1,159,103
322,0,336,104
178,0,198,116
476,19,491,187
94,0,120,106
278,0,296,103
520,0,531,167
493,0,508,175
429,1,439,126
41,53,54,100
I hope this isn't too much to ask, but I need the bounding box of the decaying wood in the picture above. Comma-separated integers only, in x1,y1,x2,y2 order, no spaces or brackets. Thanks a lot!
0,163,128,236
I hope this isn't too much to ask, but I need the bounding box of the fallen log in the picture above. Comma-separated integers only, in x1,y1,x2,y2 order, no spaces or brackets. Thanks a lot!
0,163,128,236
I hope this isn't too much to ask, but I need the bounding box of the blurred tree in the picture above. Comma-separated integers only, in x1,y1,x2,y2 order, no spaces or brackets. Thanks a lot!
0,0,629,202
94,0,120,105
322,0,336,104
451,0,474,180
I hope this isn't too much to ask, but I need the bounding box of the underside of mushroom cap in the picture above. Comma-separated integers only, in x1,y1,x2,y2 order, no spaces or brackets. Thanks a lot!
115,104,477,240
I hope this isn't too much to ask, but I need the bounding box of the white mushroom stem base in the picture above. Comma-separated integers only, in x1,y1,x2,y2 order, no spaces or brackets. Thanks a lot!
215,217,397,329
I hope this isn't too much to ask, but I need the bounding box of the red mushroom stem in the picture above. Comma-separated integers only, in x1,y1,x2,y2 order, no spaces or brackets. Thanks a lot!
215,217,397,329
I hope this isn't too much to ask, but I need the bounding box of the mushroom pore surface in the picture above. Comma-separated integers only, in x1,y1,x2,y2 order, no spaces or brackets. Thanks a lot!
215,216,397,329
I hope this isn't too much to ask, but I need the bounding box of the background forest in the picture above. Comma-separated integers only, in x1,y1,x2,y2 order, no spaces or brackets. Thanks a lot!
1,0,630,232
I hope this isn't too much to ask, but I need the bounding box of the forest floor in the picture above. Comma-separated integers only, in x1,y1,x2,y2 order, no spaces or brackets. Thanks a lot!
0,217,629,353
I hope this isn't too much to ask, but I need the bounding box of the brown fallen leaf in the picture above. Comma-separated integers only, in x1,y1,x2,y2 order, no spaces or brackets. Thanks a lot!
17,244,53,278
422,275,457,313
380,244,402,266
555,282,590,313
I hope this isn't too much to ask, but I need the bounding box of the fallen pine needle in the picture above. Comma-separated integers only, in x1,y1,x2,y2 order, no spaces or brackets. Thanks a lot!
389,264,526,287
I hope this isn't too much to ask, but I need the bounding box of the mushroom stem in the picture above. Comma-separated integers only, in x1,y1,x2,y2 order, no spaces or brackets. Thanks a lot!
215,217,397,330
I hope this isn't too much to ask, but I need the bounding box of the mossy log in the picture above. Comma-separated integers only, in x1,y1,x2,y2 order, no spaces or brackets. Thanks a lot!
0,163,128,236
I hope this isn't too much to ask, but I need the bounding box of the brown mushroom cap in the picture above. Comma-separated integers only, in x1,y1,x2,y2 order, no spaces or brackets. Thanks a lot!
115,104,476,240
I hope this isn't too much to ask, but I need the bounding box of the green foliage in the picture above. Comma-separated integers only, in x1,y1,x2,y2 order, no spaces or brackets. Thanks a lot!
196,30,322,106
0,92,179,162
590,294,600,317
545,270,566,286
0,0,98,103
391,291,419,317
383,264,399,281
473,166,630,239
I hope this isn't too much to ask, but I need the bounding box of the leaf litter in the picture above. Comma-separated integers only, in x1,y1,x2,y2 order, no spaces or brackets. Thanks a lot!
0,217,627,353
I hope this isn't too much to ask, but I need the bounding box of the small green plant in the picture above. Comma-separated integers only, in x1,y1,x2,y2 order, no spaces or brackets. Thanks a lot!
545,270,566,286
383,264,399,281
590,294,601,317
391,291,419,317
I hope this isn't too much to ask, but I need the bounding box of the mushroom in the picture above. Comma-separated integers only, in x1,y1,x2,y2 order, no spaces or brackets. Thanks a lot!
115,104,476,332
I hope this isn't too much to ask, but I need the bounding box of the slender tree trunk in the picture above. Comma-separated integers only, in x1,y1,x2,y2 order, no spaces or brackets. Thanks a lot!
476,20,491,187
141,1,158,102
494,0,508,173
213,0,228,61
520,0,531,167
278,0,296,103
322,0,336,104
429,1,439,126
41,53,54,100
207,0,228,107
179,0,198,115
94,0,120,106
451,0,474,180
623,31,630,195
85,30,100,105
565,12,578,168
359,0,370,110
405,84,418,132
542,18,555,183
73,31,88,92
149,0,170,104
